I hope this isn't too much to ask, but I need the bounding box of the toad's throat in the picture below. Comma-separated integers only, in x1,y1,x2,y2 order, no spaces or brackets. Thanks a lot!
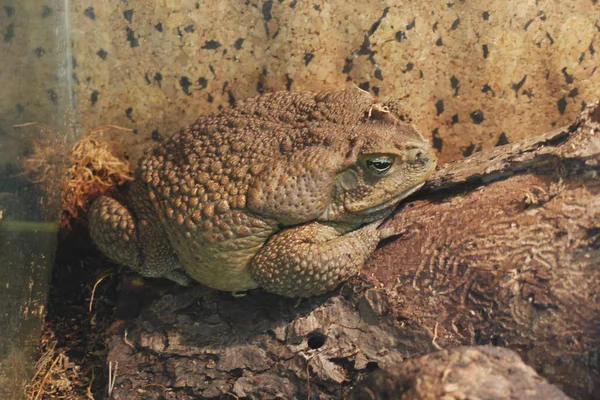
319,182,425,222
354,181,425,216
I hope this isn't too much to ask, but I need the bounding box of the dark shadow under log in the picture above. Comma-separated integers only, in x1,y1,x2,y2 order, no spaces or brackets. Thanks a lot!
105,104,600,400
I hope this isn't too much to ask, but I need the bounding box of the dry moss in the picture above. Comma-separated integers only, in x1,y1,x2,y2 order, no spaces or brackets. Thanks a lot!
60,128,133,230
19,125,134,231
23,327,94,400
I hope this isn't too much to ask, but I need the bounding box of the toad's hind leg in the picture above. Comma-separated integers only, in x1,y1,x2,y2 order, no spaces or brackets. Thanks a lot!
250,221,383,298
88,196,190,286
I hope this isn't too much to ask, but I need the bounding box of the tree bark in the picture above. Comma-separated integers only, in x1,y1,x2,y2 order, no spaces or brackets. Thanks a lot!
105,103,600,400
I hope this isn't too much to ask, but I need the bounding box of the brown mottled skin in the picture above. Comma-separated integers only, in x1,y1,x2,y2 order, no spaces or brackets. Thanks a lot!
88,88,436,297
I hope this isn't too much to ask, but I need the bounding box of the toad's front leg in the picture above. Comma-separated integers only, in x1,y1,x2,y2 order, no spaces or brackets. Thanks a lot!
250,220,389,297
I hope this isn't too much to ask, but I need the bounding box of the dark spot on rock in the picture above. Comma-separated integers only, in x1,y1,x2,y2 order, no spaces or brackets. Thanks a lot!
207,93,214,103
358,35,372,55
313,4,321,11
557,96,567,114
233,38,244,50
257,80,264,94
195,2,200,9
72,57,77,68
123,9,134,23
522,89,534,99
153,72,163,87
419,70,424,79
47,89,57,105
97,49,108,60
523,19,534,30
470,110,484,124
228,90,236,107
375,69,383,80
262,0,273,34
91,90,99,106
407,19,415,30
511,75,527,94
581,100,587,111
546,32,554,45
432,129,443,152
273,26,281,39
209,65,216,76
84,7,95,20
144,73,151,84
72,73,80,84
304,52,315,66
307,331,327,349
285,74,293,90
290,0,297,8
433,22,438,32
358,82,370,91
184,25,195,33
435,99,444,116
342,58,353,74
202,40,221,50
4,6,15,17
34,47,45,57
4,23,15,43
152,130,163,142
198,77,208,90
451,114,459,124
496,132,509,146
125,107,135,122
179,76,192,95
368,7,389,36
42,6,52,18
568,88,579,98
482,44,489,58
482,84,494,95
372,86,379,96
395,31,407,42
561,67,574,84
406,62,414,71
579,52,585,63
451,17,460,30
436,37,443,46
155,23,163,32
450,75,460,96
126,27,139,48
589,40,595,55
462,143,475,157
482,11,490,20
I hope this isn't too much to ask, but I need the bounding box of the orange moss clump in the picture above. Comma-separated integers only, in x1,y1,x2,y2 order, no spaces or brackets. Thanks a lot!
60,129,133,230
20,125,134,231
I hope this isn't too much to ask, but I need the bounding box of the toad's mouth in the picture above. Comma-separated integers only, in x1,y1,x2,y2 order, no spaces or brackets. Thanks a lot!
356,181,425,216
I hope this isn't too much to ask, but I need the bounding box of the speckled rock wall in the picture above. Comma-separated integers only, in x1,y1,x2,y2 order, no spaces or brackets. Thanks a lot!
4,0,600,164
0,0,71,164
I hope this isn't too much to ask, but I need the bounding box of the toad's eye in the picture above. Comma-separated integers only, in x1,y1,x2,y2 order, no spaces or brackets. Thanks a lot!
365,156,394,175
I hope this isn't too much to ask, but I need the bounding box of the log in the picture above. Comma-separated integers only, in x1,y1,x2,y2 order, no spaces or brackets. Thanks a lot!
348,346,571,400
105,103,600,400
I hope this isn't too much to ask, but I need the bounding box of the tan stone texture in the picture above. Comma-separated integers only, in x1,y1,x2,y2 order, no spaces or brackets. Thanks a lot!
2,0,599,164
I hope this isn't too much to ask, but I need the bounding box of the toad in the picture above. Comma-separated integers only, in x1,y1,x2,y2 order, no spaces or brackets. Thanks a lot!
88,88,436,297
